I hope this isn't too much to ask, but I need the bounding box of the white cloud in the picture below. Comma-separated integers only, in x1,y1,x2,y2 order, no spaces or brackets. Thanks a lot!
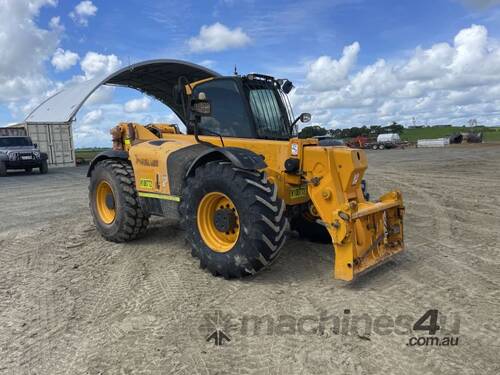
0,0,60,103
80,52,121,79
293,24,500,128
188,22,251,53
306,42,359,91
459,0,500,9
197,59,216,68
70,0,98,26
82,108,103,124
0,0,122,126
51,48,80,71
49,16,64,32
124,97,151,113
73,103,184,148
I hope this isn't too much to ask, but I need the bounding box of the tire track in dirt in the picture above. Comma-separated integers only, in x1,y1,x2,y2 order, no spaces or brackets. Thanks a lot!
63,246,138,375
379,168,499,367
1,150,500,374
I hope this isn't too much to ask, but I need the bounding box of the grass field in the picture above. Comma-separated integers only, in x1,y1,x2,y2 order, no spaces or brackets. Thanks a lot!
401,126,500,142
75,148,110,163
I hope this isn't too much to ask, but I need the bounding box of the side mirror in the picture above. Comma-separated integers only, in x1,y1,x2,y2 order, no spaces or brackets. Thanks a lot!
191,92,211,116
300,113,311,123
290,112,312,132
34,143,38,148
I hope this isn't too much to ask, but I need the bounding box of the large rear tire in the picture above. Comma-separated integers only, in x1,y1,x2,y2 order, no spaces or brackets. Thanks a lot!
89,159,149,242
179,161,288,278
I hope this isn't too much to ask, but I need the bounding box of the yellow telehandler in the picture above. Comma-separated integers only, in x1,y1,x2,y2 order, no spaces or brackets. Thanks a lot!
87,71,404,281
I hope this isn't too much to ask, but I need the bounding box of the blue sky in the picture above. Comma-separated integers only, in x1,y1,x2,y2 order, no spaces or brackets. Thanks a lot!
1,0,500,147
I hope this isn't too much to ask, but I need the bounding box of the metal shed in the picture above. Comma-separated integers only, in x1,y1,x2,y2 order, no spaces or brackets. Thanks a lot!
20,59,220,167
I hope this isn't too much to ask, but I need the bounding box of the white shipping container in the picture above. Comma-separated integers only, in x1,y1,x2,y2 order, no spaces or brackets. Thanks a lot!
377,133,401,143
417,138,450,148
26,123,76,167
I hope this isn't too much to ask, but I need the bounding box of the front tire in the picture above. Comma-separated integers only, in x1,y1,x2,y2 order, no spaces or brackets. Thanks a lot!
0,161,6,177
39,160,48,174
291,213,331,244
89,159,149,242
179,161,288,278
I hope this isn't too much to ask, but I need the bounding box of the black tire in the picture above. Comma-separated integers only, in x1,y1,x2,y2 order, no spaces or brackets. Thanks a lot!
371,144,378,150
291,214,331,244
179,161,289,278
25,168,33,173
0,161,6,177
378,144,385,150
39,160,48,174
361,179,370,201
89,159,149,242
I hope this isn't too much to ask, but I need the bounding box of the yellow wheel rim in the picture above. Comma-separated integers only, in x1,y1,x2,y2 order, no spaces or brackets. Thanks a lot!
96,180,116,225
197,192,240,253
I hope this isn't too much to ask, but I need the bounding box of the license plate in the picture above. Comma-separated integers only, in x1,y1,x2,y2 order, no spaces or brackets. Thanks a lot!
289,185,308,199
21,156,32,160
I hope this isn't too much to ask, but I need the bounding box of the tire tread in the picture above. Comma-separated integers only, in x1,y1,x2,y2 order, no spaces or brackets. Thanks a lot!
179,161,288,278
89,159,149,242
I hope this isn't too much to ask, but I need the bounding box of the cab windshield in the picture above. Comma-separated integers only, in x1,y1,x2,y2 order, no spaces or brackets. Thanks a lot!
244,81,295,139
0,137,32,147
190,76,296,140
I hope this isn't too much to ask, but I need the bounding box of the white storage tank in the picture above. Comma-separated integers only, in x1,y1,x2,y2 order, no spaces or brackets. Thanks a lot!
377,133,401,143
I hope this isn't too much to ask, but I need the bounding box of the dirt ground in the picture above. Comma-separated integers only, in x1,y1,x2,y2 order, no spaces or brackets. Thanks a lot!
0,145,499,375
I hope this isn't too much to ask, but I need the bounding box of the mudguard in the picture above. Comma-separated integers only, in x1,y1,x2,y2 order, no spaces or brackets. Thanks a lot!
166,145,267,197
86,150,129,177
185,147,267,178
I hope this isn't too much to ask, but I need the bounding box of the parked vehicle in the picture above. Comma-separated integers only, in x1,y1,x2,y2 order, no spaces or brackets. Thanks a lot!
365,133,402,150
313,135,345,146
376,133,401,143
345,136,368,148
0,123,75,167
0,136,49,176
365,141,399,150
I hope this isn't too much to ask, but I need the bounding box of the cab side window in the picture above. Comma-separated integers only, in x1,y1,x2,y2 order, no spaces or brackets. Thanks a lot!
192,79,253,138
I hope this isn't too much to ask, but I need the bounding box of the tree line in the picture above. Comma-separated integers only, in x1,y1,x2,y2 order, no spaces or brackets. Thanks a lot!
299,122,405,139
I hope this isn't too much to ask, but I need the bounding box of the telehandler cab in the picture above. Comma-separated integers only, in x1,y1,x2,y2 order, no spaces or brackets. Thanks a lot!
88,69,404,281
